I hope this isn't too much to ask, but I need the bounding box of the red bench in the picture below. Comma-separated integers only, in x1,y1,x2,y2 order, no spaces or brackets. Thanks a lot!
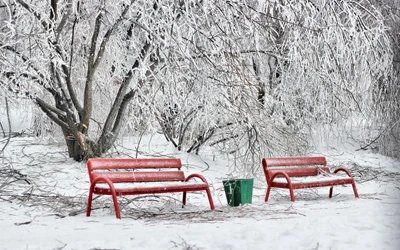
262,156,359,202
86,158,215,219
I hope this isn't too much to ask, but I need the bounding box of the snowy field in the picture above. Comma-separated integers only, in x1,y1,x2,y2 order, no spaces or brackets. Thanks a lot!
0,134,399,250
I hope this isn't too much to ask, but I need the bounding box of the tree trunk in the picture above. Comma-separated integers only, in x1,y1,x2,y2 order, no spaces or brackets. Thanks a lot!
60,127,84,161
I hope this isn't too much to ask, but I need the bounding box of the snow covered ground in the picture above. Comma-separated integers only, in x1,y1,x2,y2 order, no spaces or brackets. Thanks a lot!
0,134,399,250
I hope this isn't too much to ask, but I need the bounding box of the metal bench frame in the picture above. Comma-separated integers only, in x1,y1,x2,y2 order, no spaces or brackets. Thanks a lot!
262,156,359,202
86,158,215,219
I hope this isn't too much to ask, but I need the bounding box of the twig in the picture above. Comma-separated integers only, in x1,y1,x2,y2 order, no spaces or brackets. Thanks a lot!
356,120,400,151
14,221,32,226
0,97,11,155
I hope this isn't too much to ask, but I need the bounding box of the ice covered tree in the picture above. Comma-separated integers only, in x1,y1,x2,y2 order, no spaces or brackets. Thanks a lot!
0,0,394,165
369,0,400,158
0,0,222,161
147,0,394,170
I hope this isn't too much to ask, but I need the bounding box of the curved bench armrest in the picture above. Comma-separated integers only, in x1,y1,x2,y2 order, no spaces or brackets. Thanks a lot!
269,171,293,185
183,173,215,210
91,176,116,189
330,167,359,199
333,167,354,177
89,176,121,218
185,173,209,184
267,171,295,202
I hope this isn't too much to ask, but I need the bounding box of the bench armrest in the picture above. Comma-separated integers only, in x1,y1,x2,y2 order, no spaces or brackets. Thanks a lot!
185,173,210,184
333,167,354,178
90,176,117,190
269,171,293,185
88,176,120,218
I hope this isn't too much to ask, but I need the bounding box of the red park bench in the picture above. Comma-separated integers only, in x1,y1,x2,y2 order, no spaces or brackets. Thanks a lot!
86,158,215,219
262,156,359,202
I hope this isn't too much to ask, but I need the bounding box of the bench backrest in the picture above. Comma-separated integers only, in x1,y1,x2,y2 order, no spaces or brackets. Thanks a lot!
87,158,184,183
262,156,329,184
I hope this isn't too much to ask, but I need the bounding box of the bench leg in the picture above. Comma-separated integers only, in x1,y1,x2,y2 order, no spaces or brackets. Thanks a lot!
329,186,334,198
329,181,359,199
205,187,215,210
182,189,215,210
352,181,359,198
265,187,295,202
288,187,295,202
182,191,187,208
266,186,296,201
86,189,94,217
265,186,272,202
87,177,121,219
111,192,121,219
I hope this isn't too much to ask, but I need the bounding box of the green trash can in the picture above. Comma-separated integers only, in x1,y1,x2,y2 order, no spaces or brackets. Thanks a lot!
223,178,254,207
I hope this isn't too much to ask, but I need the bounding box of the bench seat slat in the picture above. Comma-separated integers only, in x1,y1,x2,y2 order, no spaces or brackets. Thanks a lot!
88,158,182,170
271,176,354,188
93,182,209,196
263,156,327,167
91,171,185,183
267,167,331,178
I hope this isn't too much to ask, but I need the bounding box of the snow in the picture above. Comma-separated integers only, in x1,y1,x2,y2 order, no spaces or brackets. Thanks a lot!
1,135,399,250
